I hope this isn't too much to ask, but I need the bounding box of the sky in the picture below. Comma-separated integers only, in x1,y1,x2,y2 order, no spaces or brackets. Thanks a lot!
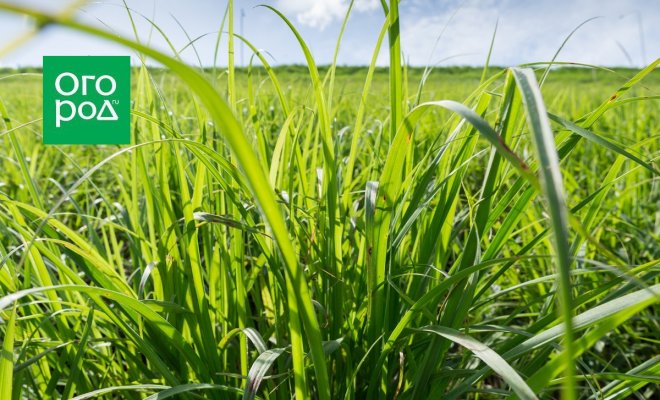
0,0,658,68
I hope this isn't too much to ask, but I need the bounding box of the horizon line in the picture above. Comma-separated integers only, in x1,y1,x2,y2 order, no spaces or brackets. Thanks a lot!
0,63,652,71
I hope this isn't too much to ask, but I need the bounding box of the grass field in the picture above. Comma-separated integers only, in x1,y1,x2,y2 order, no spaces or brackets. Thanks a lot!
0,1,659,399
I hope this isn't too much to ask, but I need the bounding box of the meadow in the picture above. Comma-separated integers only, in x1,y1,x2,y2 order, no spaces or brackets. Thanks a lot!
0,1,659,399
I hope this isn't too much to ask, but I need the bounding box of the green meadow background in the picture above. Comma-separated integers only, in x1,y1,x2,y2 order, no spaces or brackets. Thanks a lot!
0,1,659,399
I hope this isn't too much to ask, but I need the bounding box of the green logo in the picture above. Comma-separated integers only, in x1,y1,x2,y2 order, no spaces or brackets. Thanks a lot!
43,56,130,145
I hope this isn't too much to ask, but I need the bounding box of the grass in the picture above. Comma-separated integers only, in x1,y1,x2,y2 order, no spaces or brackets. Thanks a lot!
0,1,659,399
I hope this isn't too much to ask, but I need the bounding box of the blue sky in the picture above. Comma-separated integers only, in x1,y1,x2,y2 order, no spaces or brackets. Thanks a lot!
0,0,658,68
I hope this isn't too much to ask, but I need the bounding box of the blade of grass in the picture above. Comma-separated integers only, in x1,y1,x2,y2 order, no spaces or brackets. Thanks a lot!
415,325,538,400
511,67,576,400
0,305,16,397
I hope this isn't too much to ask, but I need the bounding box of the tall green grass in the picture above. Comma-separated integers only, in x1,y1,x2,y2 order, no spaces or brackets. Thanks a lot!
0,1,658,399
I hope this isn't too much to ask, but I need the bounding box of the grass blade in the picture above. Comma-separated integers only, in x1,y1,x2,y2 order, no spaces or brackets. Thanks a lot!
416,325,538,400
511,67,576,400
0,305,16,397
244,348,286,400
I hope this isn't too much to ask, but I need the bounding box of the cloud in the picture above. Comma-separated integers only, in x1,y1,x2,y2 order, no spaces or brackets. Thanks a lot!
397,0,660,67
353,0,380,12
275,0,380,29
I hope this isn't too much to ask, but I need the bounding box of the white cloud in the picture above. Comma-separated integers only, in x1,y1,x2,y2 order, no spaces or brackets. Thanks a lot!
398,0,660,67
275,0,380,29
353,0,380,12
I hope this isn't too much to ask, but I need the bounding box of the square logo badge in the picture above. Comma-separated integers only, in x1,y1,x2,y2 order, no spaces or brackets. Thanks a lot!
43,56,130,145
